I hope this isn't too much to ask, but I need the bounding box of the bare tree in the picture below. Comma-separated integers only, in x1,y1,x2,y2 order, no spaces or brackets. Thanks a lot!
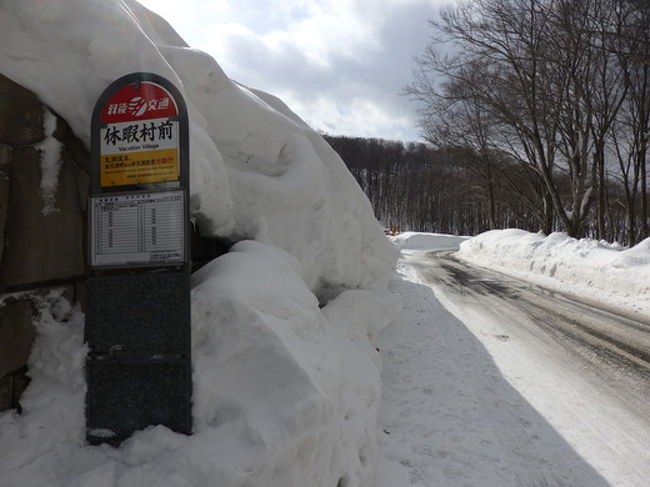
407,0,606,237
624,0,650,241
419,85,507,227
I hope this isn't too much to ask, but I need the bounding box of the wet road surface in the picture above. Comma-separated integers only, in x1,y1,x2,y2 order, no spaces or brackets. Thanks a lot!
406,250,650,422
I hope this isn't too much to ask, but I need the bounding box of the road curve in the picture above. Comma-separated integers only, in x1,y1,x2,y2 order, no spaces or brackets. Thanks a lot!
405,250,650,420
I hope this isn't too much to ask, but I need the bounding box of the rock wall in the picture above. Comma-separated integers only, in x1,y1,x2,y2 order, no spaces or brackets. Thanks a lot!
0,73,225,413
0,73,89,412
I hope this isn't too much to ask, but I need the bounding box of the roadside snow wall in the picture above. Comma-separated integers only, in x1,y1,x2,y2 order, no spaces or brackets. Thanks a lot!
391,231,468,252
0,1,399,486
457,229,650,319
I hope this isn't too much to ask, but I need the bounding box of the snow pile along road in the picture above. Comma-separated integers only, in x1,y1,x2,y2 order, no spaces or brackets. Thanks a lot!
0,1,398,486
392,232,468,252
457,229,650,319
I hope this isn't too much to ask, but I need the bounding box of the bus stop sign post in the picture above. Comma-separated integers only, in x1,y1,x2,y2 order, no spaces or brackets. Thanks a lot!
86,73,191,445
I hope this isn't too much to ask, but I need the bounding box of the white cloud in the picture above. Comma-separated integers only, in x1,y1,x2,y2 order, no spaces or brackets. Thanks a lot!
137,0,451,141
304,96,415,139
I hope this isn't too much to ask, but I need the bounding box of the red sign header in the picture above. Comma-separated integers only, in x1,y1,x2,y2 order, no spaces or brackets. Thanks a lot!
100,82,178,124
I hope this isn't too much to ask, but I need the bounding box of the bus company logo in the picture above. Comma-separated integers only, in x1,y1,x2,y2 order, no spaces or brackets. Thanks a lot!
127,96,147,117
101,82,177,124
106,96,171,118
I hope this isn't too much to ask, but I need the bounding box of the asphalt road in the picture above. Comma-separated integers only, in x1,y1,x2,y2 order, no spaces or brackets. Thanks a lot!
405,250,650,423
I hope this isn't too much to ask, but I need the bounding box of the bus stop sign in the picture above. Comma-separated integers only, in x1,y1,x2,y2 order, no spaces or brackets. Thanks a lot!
86,73,192,445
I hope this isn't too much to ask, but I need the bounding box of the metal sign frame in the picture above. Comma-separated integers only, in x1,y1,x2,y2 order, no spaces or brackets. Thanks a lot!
86,72,192,445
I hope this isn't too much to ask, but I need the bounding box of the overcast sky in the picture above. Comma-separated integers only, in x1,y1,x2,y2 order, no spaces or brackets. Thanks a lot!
137,0,452,142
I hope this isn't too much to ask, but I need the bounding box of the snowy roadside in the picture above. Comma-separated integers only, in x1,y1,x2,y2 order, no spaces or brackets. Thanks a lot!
377,232,650,486
392,229,650,320
456,229,650,320
378,262,614,486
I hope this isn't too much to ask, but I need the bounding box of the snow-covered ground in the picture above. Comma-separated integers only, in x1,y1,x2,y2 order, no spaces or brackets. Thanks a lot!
2,0,649,485
379,231,650,486
1,2,397,486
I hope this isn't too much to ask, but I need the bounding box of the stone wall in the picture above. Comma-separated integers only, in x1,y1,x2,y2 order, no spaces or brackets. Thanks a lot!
0,73,227,414
0,73,89,412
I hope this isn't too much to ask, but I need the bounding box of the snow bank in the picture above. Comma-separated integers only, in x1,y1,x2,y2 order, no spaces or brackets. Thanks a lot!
458,229,650,319
0,0,396,292
391,231,468,252
1,246,398,486
0,1,398,486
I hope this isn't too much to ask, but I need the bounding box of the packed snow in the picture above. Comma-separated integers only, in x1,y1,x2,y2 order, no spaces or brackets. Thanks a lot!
1,246,399,487
457,229,650,319
391,231,467,252
0,1,397,486
379,232,650,486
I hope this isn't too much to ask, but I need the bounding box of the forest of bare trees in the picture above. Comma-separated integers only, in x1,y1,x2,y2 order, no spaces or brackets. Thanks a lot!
326,134,644,243
393,0,650,245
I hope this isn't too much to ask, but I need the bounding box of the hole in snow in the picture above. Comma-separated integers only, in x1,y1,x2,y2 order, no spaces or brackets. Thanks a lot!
190,223,232,272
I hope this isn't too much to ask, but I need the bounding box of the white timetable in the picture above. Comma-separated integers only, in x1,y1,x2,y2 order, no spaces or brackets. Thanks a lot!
90,190,185,267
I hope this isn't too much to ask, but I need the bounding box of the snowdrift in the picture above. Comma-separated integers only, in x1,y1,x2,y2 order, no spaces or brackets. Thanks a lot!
0,1,398,486
0,0,396,292
458,229,650,319
391,231,468,252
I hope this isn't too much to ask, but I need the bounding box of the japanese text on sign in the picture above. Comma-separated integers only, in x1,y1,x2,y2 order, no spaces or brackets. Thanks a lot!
100,118,178,187
103,120,174,146
90,190,185,267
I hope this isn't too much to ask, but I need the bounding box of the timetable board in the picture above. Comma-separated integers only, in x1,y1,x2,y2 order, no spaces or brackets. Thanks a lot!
90,189,185,267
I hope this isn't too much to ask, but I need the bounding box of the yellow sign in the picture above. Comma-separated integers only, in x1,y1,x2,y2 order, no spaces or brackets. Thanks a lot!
100,148,178,187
